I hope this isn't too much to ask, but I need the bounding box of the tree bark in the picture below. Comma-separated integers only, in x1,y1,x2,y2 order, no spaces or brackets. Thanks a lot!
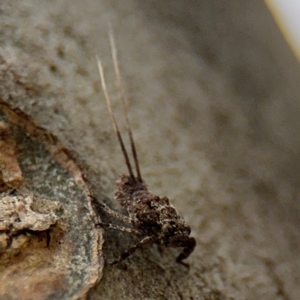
0,1,299,299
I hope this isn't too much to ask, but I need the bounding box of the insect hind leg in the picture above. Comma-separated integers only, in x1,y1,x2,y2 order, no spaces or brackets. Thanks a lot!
96,221,142,236
91,195,135,225
112,235,157,265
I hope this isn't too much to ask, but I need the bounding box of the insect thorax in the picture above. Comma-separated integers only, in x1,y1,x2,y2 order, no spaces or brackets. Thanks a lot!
114,174,191,240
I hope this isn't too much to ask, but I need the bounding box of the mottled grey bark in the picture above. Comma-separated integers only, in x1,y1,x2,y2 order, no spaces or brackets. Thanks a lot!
0,1,299,299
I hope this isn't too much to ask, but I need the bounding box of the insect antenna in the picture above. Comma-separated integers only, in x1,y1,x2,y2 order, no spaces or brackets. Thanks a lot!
96,55,135,180
109,28,142,182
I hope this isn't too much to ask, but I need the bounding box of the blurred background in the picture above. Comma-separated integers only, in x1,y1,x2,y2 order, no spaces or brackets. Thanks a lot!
267,0,300,62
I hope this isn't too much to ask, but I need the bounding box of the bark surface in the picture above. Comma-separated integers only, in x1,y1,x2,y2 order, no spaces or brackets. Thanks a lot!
0,1,299,299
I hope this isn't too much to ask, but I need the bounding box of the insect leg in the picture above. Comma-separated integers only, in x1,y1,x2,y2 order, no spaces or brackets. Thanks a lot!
96,221,142,236
112,235,157,264
93,200,135,225
175,237,196,268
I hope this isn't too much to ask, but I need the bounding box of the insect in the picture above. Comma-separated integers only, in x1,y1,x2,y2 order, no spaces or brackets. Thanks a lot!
95,30,196,267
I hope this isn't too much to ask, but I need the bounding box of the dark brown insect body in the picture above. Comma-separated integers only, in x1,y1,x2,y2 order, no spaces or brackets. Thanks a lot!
95,30,196,267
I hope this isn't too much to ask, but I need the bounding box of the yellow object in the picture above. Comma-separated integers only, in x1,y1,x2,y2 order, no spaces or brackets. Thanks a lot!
266,0,300,62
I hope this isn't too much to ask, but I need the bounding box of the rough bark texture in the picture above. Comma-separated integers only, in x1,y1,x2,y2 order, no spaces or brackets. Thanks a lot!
0,101,103,300
0,1,300,299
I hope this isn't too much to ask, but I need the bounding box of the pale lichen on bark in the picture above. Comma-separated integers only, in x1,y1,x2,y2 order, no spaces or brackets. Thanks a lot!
0,194,58,233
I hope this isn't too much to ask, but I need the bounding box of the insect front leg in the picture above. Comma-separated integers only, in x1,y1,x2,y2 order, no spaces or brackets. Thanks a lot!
175,237,196,268
112,235,157,265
